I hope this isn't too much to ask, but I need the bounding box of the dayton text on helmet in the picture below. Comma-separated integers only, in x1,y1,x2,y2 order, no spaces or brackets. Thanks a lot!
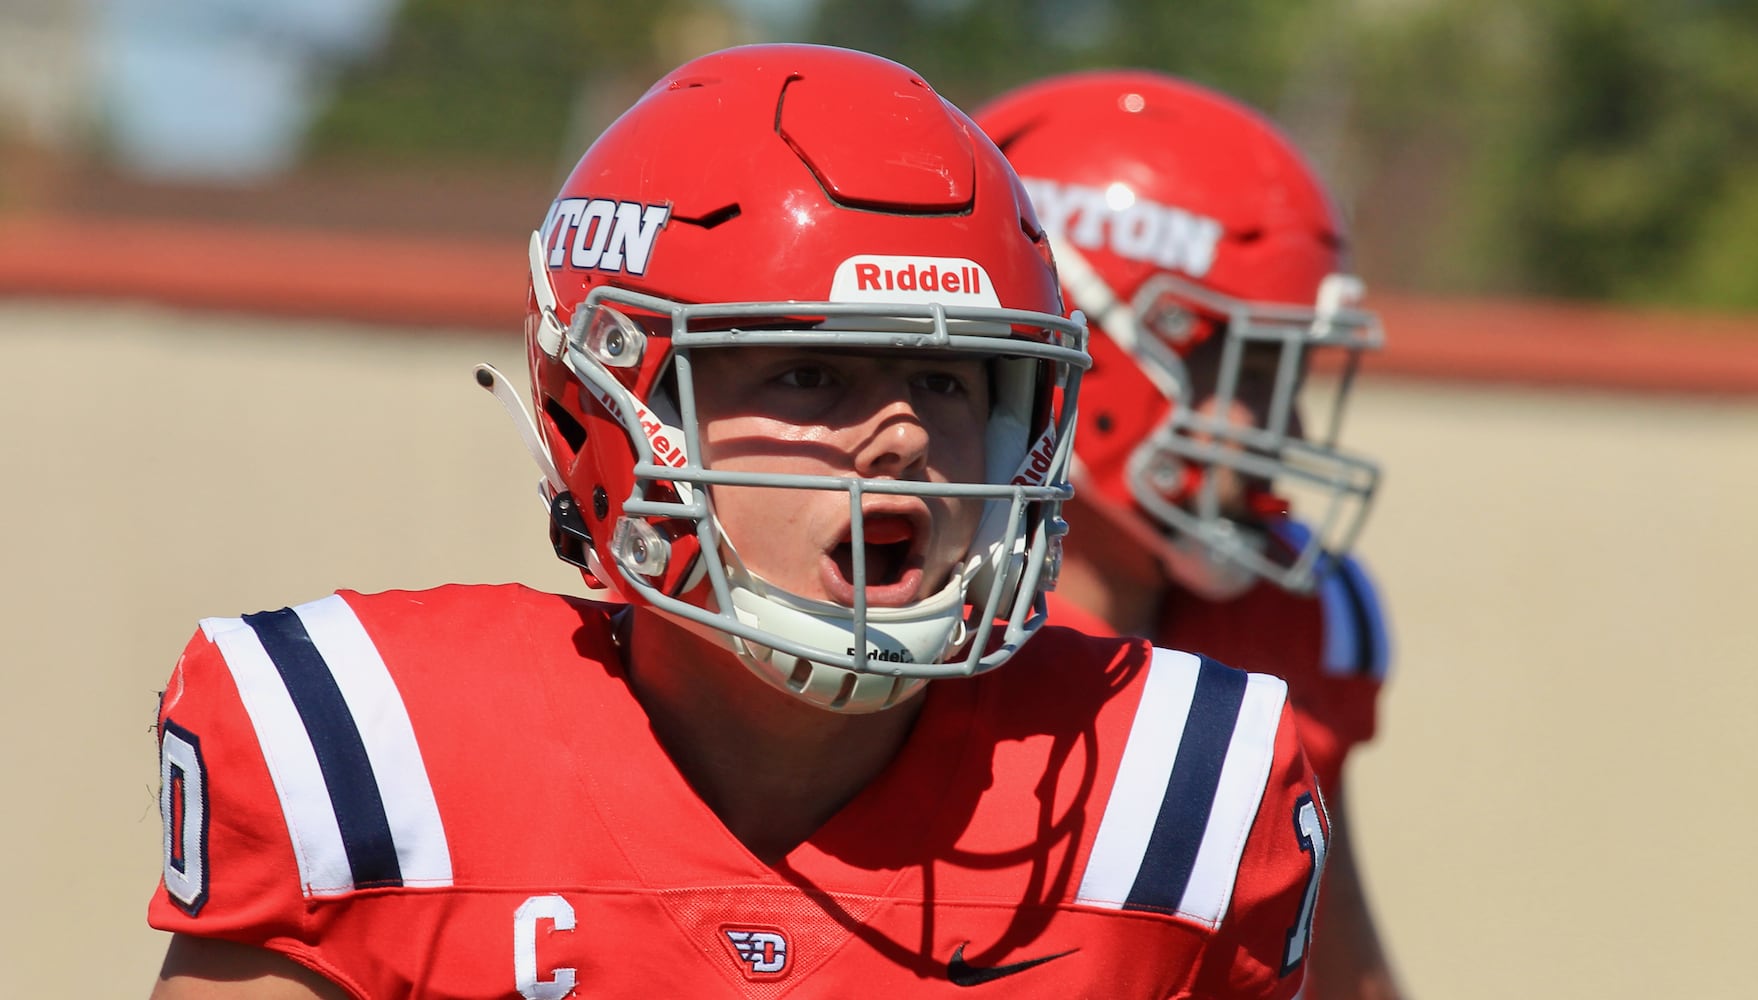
1021,177,1222,278
541,198,671,276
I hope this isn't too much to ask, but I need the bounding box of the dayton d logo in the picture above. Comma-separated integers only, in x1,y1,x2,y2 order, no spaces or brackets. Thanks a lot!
721,926,789,979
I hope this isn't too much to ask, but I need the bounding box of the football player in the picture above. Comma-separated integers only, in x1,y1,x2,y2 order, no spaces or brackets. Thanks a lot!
150,45,1330,998
976,72,1404,1000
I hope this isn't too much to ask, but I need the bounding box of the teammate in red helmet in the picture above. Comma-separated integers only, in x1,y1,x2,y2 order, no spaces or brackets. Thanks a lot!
977,70,1404,1000
149,46,1329,998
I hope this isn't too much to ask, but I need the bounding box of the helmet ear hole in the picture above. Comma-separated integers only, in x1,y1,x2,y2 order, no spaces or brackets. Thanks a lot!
542,396,588,455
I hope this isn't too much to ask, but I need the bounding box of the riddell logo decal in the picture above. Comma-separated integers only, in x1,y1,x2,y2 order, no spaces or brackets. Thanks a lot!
847,646,916,663
830,255,1002,308
1010,427,1059,487
541,197,671,276
721,926,789,978
1021,177,1223,278
584,382,690,482
856,261,981,294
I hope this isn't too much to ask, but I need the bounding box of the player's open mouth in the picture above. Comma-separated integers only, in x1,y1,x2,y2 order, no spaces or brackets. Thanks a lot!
822,513,926,608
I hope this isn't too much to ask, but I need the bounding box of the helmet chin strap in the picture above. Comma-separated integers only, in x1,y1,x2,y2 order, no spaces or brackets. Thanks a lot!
473,361,621,598
959,406,1039,620
474,362,564,493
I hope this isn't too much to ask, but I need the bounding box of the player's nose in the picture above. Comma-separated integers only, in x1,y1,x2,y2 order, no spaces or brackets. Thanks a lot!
850,378,931,480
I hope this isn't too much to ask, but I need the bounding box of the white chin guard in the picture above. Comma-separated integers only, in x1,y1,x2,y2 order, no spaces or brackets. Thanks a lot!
722,564,971,714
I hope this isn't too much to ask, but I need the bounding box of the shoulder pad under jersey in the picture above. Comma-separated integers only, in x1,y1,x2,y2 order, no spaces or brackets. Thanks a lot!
1272,520,1392,680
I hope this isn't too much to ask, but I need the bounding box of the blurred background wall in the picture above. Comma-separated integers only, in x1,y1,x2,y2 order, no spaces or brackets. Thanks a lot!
2,1,1756,997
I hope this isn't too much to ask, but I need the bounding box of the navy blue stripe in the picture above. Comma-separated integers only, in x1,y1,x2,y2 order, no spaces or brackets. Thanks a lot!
1332,562,1379,675
1124,656,1248,913
244,608,403,888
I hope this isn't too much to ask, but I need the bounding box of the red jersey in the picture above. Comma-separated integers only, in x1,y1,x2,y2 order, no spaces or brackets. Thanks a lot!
1045,528,1389,796
151,584,1328,998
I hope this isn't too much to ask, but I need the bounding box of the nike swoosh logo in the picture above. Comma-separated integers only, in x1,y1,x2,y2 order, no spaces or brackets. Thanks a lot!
946,942,1078,987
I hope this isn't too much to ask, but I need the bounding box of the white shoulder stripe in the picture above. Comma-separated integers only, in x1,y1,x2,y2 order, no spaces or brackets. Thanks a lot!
1176,671,1286,928
294,595,454,889
206,614,356,896
1075,648,1289,929
203,594,452,896
1075,647,1203,910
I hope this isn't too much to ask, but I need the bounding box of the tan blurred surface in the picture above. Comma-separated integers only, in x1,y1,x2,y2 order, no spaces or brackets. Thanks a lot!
2,299,1754,997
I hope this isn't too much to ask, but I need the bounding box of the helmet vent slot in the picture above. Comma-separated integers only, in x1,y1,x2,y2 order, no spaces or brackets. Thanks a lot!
542,396,587,452
675,203,742,229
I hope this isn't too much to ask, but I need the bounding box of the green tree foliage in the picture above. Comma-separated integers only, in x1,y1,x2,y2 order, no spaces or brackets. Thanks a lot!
1484,2,1758,307
802,0,1316,113
1348,0,1758,308
307,0,705,165
310,0,1758,309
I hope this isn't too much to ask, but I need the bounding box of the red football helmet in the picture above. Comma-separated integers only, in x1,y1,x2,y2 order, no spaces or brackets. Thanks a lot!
481,44,1087,713
975,71,1382,595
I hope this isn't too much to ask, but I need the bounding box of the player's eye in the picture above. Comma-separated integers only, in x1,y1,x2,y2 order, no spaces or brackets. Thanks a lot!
775,364,837,390
912,355,989,399
913,371,970,396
